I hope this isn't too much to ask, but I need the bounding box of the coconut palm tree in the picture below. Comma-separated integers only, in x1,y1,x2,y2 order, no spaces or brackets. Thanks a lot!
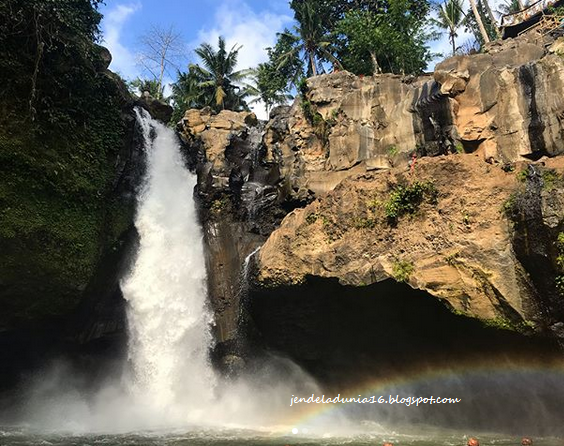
190,36,250,111
469,0,491,43
434,0,465,56
278,0,342,76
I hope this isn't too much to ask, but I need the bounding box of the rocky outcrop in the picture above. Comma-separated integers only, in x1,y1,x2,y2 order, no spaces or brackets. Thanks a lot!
178,108,289,341
435,35,564,161
135,92,174,123
180,35,564,343
255,154,564,333
260,73,456,199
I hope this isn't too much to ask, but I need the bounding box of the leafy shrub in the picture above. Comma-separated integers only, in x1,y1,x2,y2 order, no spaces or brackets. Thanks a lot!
516,169,528,182
392,260,414,283
384,181,437,222
387,145,398,157
353,217,376,229
542,169,561,191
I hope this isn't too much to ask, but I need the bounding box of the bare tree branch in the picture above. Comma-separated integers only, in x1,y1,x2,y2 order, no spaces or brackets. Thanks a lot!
136,24,187,99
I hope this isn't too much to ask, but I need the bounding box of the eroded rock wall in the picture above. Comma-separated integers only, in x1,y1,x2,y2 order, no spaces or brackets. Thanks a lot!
180,34,564,345
435,35,564,161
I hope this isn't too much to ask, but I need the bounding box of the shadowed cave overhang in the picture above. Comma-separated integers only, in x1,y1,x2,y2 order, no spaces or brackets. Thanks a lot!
247,276,564,435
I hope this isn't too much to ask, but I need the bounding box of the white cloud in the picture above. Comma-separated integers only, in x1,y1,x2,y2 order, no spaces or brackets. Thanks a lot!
195,0,293,119
101,3,142,79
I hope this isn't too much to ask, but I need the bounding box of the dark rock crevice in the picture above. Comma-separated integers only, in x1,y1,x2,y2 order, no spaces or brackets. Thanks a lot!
509,165,564,333
247,276,562,388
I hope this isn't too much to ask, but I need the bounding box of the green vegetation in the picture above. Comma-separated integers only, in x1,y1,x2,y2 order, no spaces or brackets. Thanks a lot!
479,316,529,332
433,0,464,56
171,36,250,121
0,0,131,325
279,0,342,77
462,211,470,226
210,196,231,214
129,78,166,99
164,0,509,123
455,142,464,154
502,193,518,217
306,212,330,226
384,181,438,222
387,145,399,157
392,259,414,283
463,0,499,47
352,217,377,229
498,0,522,15
541,169,562,191
517,168,529,182
334,0,436,75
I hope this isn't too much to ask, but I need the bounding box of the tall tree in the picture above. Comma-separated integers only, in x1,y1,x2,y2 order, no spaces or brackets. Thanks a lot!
190,36,249,112
242,35,303,117
280,0,342,76
170,68,210,123
433,0,465,56
244,66,293,117
335,0,435,75
464,0,498,47
269,31,305,89
138,25,186,100
0,0,106,124
469,0,491,44
482,0,501,38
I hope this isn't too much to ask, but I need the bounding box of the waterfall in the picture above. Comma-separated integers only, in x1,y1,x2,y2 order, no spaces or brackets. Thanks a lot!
120,108,216,416
19,108,320,433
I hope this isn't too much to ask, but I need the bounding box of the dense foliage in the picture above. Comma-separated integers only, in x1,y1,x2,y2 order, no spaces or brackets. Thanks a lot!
336,0,436,75
171,37,250,117
0,0,131,326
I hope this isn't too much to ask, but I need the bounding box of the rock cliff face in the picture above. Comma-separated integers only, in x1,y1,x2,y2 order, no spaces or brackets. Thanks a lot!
435,35,564,161
178,34,564,348
256,155,564,332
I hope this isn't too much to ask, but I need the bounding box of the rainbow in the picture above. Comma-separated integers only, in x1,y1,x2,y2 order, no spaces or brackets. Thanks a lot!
276,355,564,435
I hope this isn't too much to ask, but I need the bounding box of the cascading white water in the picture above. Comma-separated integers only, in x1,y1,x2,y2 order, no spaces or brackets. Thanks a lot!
120,108,216,417
20,108,321,433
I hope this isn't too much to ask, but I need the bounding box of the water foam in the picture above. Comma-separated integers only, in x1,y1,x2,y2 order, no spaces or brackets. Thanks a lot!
121,109,216,419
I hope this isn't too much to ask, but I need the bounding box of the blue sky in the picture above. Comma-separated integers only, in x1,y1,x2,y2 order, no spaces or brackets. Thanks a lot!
100,0,294,79
99,0,503,117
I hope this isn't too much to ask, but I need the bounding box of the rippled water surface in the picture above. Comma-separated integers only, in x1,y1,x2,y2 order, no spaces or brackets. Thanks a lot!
1,427,561,446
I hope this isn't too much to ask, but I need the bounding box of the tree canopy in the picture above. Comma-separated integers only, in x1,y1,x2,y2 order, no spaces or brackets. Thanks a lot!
172,36,249,114
167,0,509,121
336,0,435,75
0,0,108,127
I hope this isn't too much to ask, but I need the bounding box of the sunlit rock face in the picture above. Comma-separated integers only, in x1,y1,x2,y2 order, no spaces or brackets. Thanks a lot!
255,155,564,335
179,33,564,347
435,35,564,161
